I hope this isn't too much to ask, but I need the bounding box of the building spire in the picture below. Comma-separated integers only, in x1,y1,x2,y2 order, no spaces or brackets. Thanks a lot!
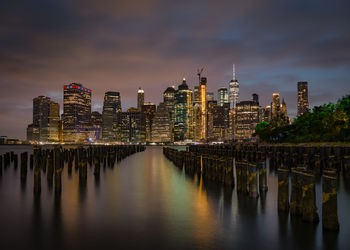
233,63,236,81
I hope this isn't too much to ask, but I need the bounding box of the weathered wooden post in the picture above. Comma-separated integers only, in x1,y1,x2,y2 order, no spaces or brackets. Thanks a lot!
248,162,259,198
0,155,2,176
290,168,303,217
322,170,339,231
30,154,33,170
14,154,18,169
300,170,319,223
343,155,350,180
277,168,289,212
33,147,41,194
54,148,62,194
20,152,28,180
47,151,54,189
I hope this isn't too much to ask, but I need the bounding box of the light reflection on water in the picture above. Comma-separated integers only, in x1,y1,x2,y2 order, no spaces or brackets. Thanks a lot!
0,146,349,250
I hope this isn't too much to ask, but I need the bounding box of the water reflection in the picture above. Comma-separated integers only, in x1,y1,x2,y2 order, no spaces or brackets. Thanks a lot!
0,146,349,250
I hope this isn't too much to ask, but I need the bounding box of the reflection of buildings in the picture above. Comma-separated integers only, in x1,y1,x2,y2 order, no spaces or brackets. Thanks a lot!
27,96,60,142
62,83,92,143
102,91,121,142
297,81,309,116
151,102,171,143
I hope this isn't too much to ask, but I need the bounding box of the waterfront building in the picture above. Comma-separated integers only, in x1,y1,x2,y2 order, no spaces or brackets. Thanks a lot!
297,81,309,116
91,111,103,142
102,91,121,142
229,64,239,109
48,102,60,142
199,77,207,140
141,102,156,142
218,87,229,107
280,99,288,120
252,93,259,105
174,79,193,141
271,93,280,120
163,86,175,141
151,102,171,143
137,87,145,111
263,105,271,122
193,86,200,104
207,101,225,141
235,100,260,141
62,83,92,143
120,108,144,143
27,96,60,142
206,92,214,102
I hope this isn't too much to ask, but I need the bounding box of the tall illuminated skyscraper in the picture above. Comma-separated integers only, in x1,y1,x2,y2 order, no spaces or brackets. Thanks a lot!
229,64,239,109
27,96,59,142
48,102,60,142
62,83,92,142
137,87,144,111
218,87,228,107
151,102,171,143
141,102,156,142
163,86,176,141
102,91,121,141
271,93,280,120
297,81,309,116
174,78,193,141
199,77,207,140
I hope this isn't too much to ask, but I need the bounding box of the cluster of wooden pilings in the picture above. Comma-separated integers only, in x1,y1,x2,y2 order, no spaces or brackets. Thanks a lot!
0,145,145,193
167,143,350,231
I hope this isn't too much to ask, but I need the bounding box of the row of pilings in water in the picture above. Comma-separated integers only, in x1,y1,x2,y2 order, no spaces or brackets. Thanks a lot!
0,145,145,193
163,143,350,232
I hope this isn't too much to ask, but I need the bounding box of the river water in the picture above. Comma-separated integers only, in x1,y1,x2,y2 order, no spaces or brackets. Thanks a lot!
0,146,349,250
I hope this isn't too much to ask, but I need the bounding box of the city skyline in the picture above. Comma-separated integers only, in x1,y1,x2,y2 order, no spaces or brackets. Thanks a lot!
1,0,350,139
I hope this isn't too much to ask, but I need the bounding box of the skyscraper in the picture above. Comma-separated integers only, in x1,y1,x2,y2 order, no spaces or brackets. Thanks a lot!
235,100,260,141
151,102,171,143
91,111,103,142
297,81,309,116
32,96,51,141
62,83,92,142
271,93,280,120
163,86,176,142
252,93,259,105
200,77,207,140
137,87,144,111
229,64,239,109
141,102,156,142
218,87,229,107
27,96,59,142
120,108,144,143
206,92,214,102
174,79,193,141
102,91,121,142
48,101,60,142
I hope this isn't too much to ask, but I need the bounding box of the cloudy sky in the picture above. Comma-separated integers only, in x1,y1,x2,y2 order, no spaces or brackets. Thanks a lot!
1,0,350,139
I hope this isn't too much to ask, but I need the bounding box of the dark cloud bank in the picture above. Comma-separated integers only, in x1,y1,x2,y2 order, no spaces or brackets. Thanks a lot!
0,0,350,138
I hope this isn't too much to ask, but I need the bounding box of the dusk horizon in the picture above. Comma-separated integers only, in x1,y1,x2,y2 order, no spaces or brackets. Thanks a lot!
1,0,350,139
